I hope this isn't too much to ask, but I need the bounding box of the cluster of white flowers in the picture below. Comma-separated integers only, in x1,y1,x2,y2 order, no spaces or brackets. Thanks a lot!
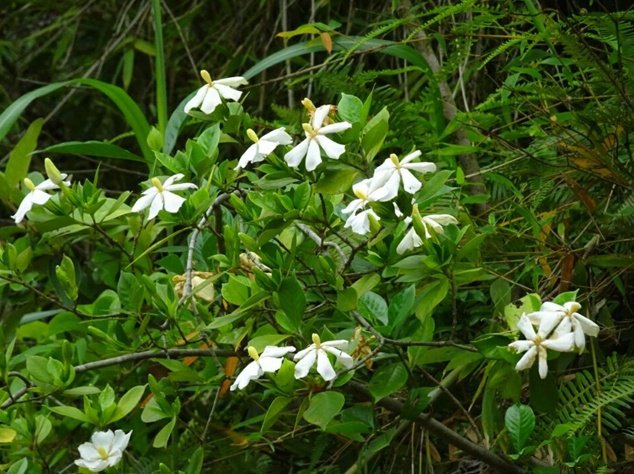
339,149,457,253
230,334,353,391
74,429,131,472
508,299,600,379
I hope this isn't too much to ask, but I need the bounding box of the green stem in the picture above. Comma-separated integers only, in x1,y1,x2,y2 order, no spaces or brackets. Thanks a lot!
152,0,167,135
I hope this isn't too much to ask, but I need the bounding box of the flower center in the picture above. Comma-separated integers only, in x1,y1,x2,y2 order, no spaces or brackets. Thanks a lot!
534,335,543,345
353,188,368,201
97,447,109,460
247,346,259,361
200,69,214,86
23,178,36,192
389,153,401,168
151,177,164,193
566,302,581,316
246,128,259,143
311,333,321,348
302,123,317,138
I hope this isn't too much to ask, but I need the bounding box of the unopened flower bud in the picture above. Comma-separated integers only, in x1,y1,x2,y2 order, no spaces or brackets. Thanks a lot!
44,158,64,185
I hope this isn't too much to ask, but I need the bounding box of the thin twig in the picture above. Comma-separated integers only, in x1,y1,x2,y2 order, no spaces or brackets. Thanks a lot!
296,222,347,263
1,348,235,409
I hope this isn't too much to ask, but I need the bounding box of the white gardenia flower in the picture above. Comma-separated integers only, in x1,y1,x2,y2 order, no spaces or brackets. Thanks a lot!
396,217,423,254
341,178,389,235
235,128,292,169
184,70,248,115
531,301,600,352
294,333,354,381
284,104,352,171
373,151,436,200
230,345,296,391
12,176,71,224
74,429,132,473
420,214,458,238
508,313,575,379
131,174,197,220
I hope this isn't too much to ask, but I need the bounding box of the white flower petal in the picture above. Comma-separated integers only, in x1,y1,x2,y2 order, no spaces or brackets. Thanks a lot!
284,139,309,168
425,214,458,226
90,430,115,450
77,442,101,461
319,121,352,134
261,346,296,358
201,87,222,114
12,194,34,223
261,128,292,145
230,361,263,390
516,314,537,340
165,182,197,192
74,458,110,472
342,199,365,216
236,144,259,169
184,85,208,113
30,189,53,205
400,150,422,164
397,227,423,254
161,191,186,214
131,193,155,213
515,345,537,371
537,311,563,338
293,344,315,361
316,349,337,381
311,105,331,129
258,356,284,373
404,162,437,174
147,195,164,220
315,134,345,159
322,345,354,368
537,346,549,379
399,168,422,194
111,430,131,453
320,340,349,349
508,340,534,353
540,302,564,312
213,83,242,102
574,313,600,337
213,76,248,87
163,173,184,188
35,178,62,191
542,332,575,352
305,139,322,171
256,139,279,157
294,348,317,379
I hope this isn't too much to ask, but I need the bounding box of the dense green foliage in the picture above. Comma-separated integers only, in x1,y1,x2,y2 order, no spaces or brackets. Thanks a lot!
1,1,633,472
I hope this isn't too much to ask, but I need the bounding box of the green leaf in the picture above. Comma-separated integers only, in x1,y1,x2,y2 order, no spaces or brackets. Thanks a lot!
111,385,146,422
141,397,170,423
48,405,90,422
277,276,305,332
262,396,292,432
504,294,541,331
185,447,204,474
361,107,389,161
336,288,358,311
5,118,43,187
0,79,152,163
303,391,345,430
337,93,363,123
39,140,144,162
196,124,221,156
358,291,388,325
388,285,415,329
505,404,535,452
248,334,290,353
314,168,358,195
368,362,408,401
414,278,448,322
7,458,28,474
221,275,251,305
0,427,17,443
153,417,176,448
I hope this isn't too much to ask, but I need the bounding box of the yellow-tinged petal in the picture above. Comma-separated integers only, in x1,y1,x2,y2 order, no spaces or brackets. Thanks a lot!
311,333,321,347
23,177,35,192
151,177,163,192
246,128,259,143
247,346,259,361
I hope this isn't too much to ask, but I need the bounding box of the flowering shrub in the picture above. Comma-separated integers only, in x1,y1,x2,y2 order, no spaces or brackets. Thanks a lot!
0,5,626,472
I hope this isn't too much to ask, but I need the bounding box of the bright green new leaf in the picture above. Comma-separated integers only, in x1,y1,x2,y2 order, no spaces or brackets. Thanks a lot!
303,391,345,430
